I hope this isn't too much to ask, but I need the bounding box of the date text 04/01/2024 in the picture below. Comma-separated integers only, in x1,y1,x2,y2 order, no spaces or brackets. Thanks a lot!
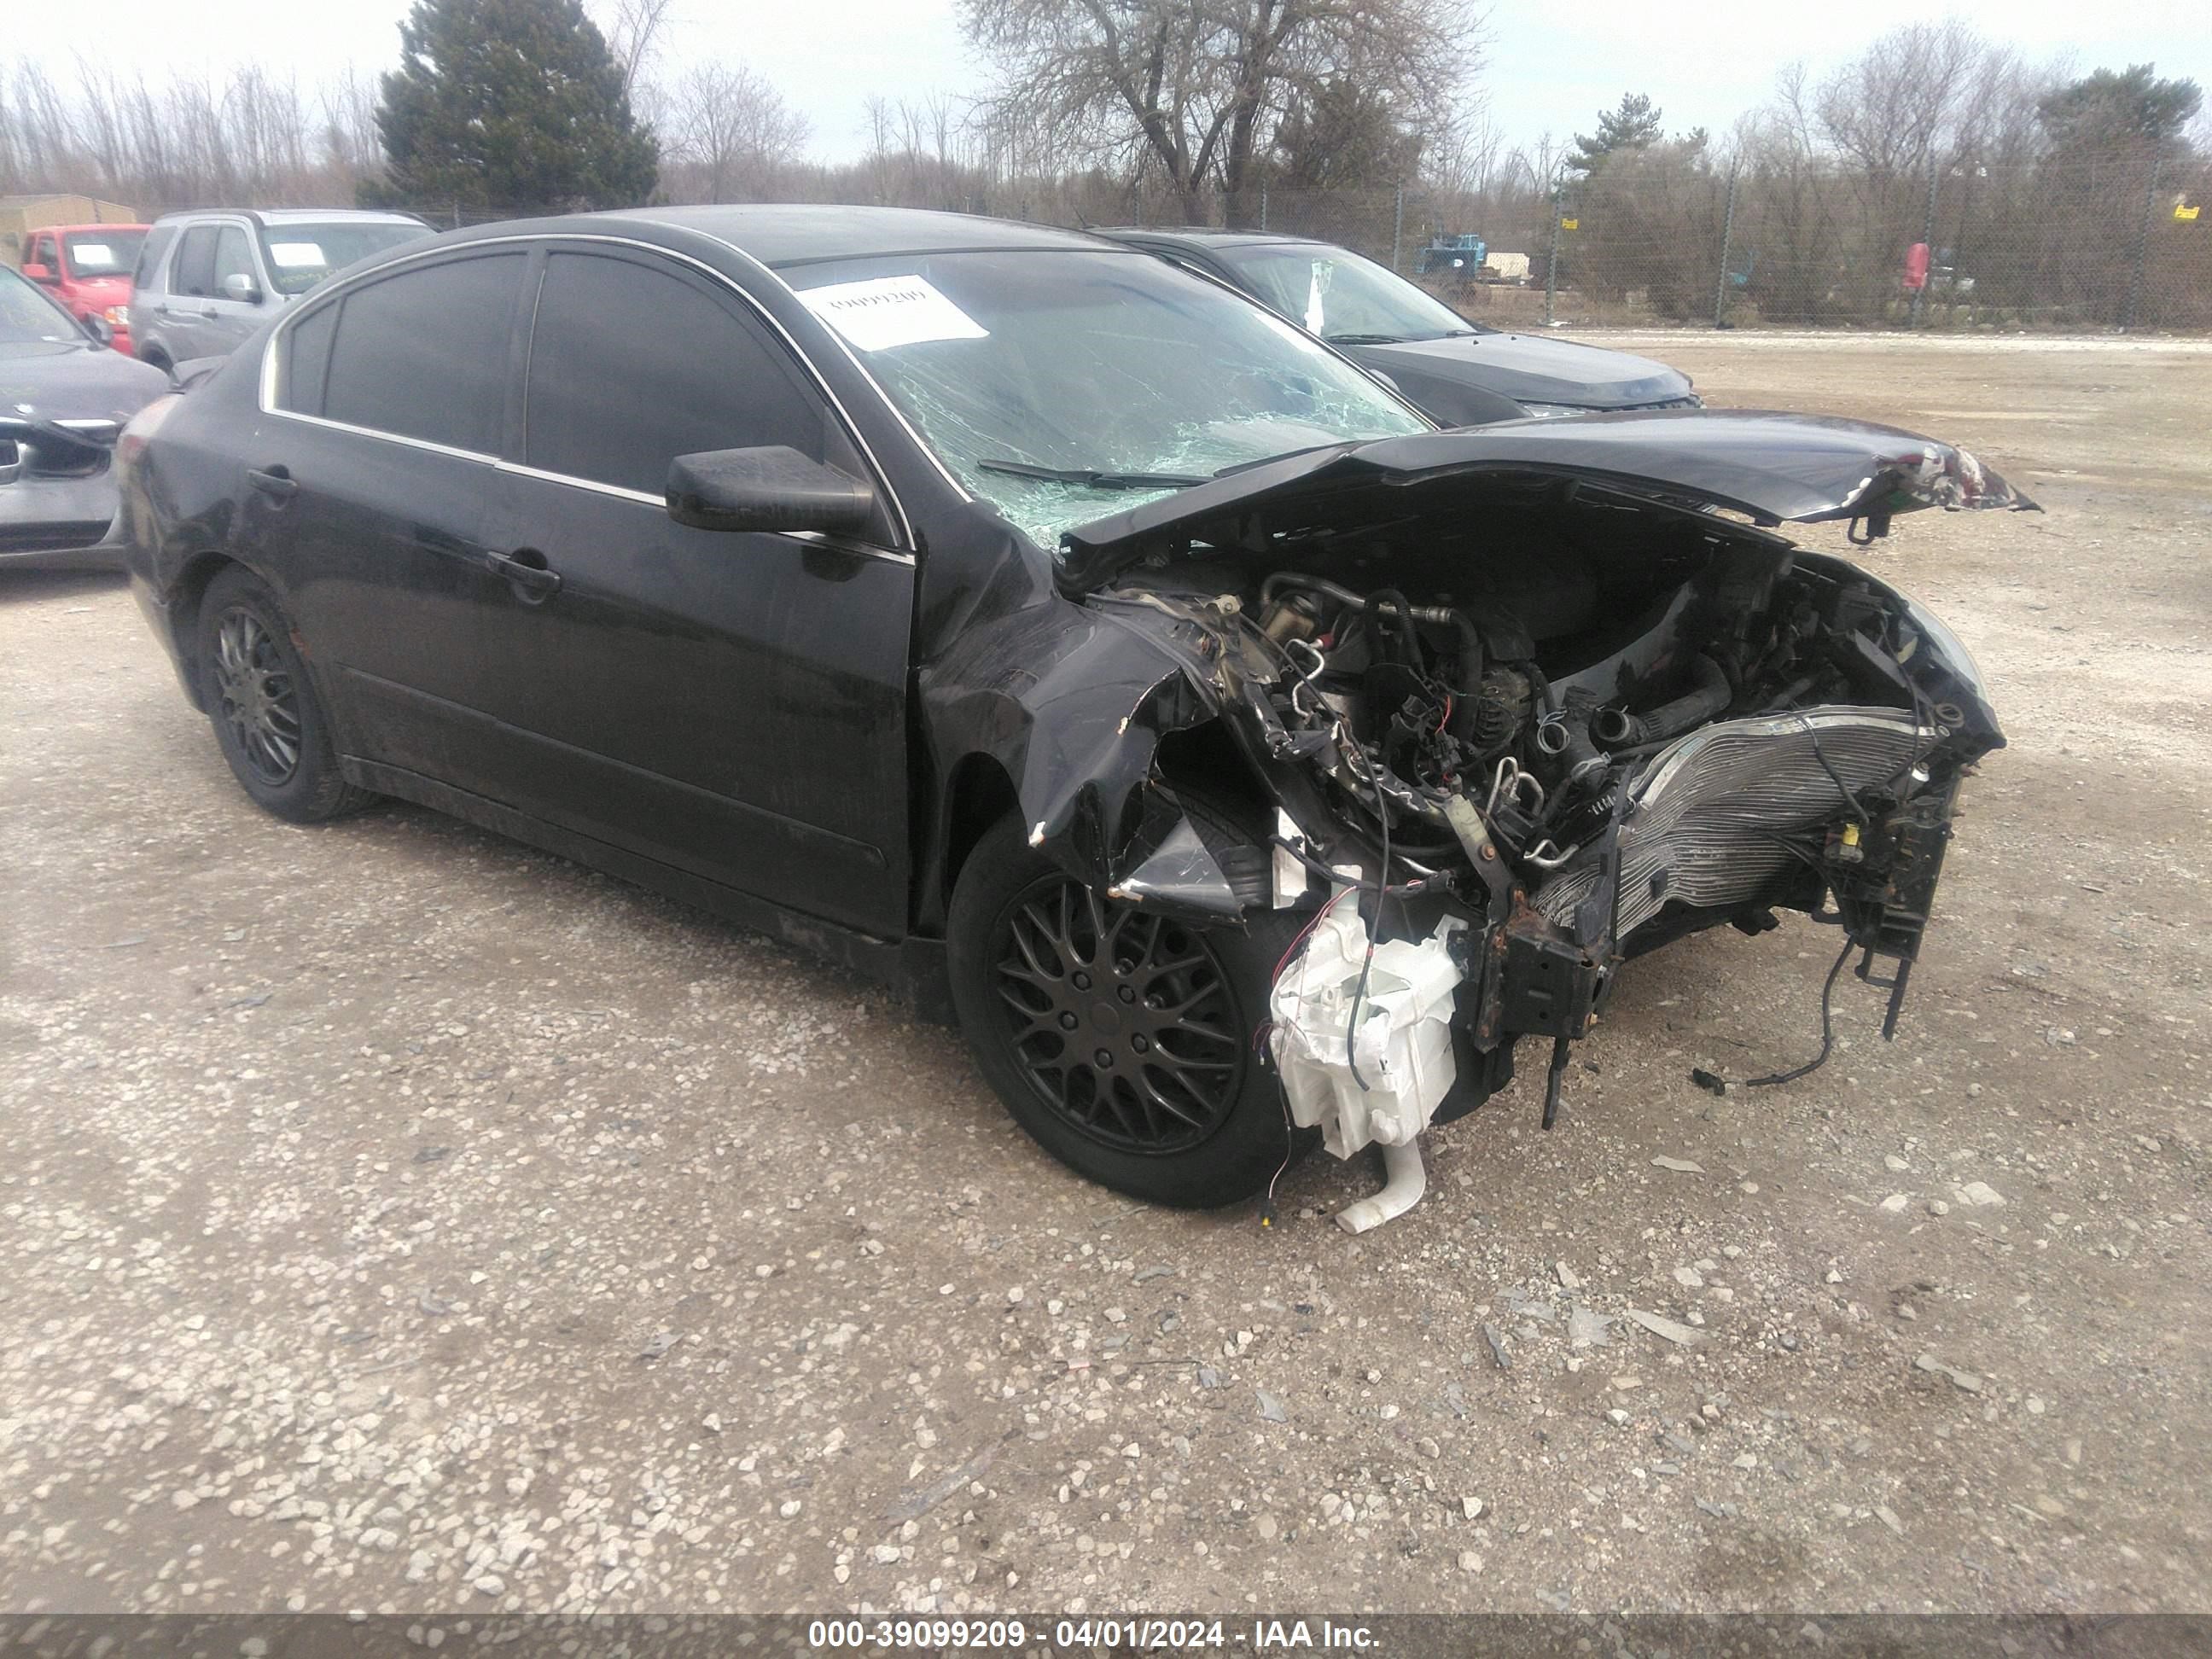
1054,1621,1376,1650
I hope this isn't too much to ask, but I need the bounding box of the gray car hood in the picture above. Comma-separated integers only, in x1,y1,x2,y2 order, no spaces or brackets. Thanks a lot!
0,339,171,425
1057,409,2038,593
1351,329,1692,415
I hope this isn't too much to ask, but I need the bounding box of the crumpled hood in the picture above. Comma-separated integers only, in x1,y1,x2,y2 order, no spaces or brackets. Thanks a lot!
1353,330,1692,411
1057,409,2038,593
0,340,171,425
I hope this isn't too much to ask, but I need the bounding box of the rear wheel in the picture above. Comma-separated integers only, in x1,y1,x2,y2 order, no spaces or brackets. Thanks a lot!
196,566,373,823
946,809,1313,1208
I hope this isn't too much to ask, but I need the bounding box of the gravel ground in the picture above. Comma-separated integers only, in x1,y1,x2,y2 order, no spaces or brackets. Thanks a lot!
3,334,2207,1620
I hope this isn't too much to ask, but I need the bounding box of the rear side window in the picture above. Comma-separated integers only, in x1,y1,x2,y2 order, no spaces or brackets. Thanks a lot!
173,226,219,298
134,224,178,291
321,253,522,453
281,304,339,416
523,251,839,497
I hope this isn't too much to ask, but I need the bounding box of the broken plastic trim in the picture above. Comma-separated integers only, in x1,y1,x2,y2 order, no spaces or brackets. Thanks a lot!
1267,880,1466,1231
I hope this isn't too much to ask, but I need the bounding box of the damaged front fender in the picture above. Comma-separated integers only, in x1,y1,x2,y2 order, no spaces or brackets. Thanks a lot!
921,594,1255,920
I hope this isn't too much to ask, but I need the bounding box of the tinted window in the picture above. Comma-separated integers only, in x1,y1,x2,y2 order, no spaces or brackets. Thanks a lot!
29,233,57,267
174,226,219,298
524,252,835,497
134,224,178,291
282,304,338,416
323,253,522,453
213,226,256,292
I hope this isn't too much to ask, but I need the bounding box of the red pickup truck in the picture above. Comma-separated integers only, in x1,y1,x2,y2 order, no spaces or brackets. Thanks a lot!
20,224,150,355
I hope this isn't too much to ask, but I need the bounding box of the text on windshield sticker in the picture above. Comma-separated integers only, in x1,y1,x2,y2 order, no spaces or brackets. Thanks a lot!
800,275,989,352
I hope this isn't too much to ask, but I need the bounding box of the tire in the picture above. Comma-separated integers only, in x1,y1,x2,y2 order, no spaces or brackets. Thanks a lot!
946,805,1315,1208
195,565,375,824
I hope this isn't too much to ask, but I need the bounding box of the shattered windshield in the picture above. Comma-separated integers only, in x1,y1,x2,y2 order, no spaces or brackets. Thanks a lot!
786,249,1429,545
1220,244,1484,344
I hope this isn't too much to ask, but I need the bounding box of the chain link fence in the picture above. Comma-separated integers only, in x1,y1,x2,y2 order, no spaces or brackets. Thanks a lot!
1087,142,2211,333
364,133,2211,335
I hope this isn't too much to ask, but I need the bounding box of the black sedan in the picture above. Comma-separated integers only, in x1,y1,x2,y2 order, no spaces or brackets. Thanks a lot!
119,207,2033,1225
3,265,171,567
1098,227,1698,427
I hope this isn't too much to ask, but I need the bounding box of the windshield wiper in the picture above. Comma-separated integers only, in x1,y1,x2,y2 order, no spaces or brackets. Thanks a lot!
1211,441,1356,479
976,458,1209,490
1323,332,1408,346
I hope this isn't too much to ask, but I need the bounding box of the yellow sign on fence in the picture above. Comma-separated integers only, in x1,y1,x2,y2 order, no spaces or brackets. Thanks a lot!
2176,203,2201,221
1560,218,1580,231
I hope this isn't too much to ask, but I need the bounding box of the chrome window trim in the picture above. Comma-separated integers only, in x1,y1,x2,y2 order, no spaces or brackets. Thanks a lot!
256,406,501,467
256,230,916,552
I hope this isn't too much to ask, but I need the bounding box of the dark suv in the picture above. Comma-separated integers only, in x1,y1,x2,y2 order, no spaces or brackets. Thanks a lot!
129,209,429,371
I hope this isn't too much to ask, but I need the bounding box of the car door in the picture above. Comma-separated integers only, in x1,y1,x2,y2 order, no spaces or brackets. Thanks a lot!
203,223,269,355
151,224,218,359
253,247,533,781
468,243,917,937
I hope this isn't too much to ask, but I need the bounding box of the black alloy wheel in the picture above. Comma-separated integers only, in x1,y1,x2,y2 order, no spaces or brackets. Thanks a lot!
195,565,375,824
946,812,1315,1208
992,875,1244,1155
210,606,303,787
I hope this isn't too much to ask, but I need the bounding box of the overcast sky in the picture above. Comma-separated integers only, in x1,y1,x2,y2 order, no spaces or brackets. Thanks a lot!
11,0,2209,164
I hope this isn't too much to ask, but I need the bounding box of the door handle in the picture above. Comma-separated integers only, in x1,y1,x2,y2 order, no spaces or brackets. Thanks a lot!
247,465,298,501
484,547,561,597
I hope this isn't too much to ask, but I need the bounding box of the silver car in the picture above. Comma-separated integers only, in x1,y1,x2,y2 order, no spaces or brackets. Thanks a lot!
129,208,430,372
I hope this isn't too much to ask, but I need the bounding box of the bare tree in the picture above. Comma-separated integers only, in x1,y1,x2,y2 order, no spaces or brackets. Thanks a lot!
597,0,677,97
665,63,812,201
962,0,1481,225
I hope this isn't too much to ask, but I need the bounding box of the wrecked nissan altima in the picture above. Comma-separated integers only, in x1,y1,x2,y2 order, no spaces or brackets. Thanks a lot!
116,207,2031,1225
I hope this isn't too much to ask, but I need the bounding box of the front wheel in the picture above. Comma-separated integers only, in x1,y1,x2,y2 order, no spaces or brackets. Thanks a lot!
946,812,1313,1208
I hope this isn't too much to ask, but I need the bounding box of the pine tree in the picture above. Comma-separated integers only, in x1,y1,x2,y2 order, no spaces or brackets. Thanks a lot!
1567,93,1664,177
369,0,658,213
2037,65,2201,148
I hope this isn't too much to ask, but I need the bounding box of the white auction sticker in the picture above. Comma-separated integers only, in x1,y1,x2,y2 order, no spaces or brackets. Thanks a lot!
800,275,988,352
267,242,327,269
72,243,115,265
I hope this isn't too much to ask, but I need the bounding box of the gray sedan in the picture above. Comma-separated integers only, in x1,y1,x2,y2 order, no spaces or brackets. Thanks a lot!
2,265,170,568
1098,227,1698,427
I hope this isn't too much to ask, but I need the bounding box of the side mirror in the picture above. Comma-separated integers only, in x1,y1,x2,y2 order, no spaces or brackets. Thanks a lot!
220,271,263,304
23,261,57,283
667,446,875,537
82,312,115,347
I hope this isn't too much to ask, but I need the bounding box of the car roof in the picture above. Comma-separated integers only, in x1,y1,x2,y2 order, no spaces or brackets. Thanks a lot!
596,204,1114,267
42,224,152,236
1096,226,1320,252
147,207,428,228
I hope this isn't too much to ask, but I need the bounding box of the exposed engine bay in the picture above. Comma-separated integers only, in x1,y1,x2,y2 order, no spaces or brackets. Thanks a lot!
1077,472,2006,1228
